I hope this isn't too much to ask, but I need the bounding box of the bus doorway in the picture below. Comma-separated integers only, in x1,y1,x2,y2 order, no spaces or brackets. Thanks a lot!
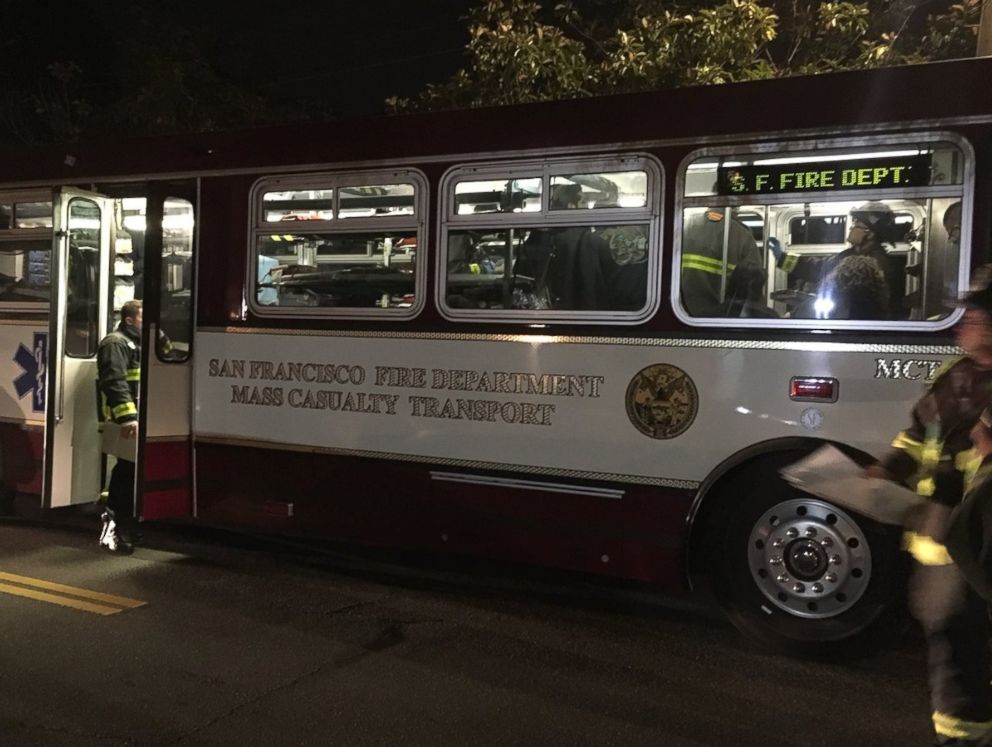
40,183,196,519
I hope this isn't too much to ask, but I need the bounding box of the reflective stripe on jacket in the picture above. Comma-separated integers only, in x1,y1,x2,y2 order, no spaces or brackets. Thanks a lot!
97,323,141,424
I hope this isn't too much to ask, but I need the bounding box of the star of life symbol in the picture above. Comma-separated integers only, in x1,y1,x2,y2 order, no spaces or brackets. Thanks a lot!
14,332,47,412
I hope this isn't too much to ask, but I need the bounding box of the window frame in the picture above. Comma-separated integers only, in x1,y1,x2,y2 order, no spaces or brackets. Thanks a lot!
437,154,663,325
672,131,974,331
248,169,428,320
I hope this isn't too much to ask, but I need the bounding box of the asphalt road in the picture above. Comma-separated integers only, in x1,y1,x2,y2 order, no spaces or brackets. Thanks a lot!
0,519,933,746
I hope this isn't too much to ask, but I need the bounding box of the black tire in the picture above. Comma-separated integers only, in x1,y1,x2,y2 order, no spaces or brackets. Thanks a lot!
710,450,908,656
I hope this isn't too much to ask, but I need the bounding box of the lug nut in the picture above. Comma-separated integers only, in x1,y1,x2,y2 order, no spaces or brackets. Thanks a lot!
786,528,799,538
825,573,838,583
769,556,783,565
776,574,790,583
811,583,824,593
805,527,817,537
772,538,785,548
821,536,834,547
793,583,806,593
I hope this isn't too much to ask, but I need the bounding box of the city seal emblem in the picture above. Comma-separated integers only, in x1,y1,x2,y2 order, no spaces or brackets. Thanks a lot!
626,364,699,439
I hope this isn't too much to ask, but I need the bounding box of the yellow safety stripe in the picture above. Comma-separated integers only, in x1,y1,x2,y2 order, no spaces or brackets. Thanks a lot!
125,368,140,381
961,449,986,490
681,254,736,276
931,356,965,384
933,710,992,739
903,532,954,566
112,402,137,419
921,438,942,470
890,432,926,463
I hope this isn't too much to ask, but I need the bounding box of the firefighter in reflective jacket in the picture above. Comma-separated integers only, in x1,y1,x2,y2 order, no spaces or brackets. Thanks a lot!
680,208,762,317
97,299,142,554
869,274,992,745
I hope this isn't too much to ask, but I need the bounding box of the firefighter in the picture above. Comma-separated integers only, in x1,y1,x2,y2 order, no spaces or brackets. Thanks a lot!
97,299,142,555
825,201,904,318
680,208,762,316
868,272,992,745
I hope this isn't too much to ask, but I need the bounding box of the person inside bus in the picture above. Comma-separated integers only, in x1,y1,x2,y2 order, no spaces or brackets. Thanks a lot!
257,254,280,305
513,184,617,310
936,201,964,307
680,208,762,317
721,261,779,318
814,254,889,320
823,201,905,318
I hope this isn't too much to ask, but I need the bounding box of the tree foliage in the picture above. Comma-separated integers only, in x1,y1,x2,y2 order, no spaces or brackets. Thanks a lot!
388,0,982,111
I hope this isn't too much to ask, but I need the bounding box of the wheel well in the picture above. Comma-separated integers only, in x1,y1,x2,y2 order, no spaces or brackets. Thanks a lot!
684,437,876,590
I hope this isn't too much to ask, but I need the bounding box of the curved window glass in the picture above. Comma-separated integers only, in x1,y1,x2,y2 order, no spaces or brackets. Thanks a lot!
440,156,661,324
676,137,970,328
250,171,426,319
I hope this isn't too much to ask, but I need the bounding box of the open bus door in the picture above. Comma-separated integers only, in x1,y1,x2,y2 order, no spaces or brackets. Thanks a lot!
137,182,197,521
43,189,112,509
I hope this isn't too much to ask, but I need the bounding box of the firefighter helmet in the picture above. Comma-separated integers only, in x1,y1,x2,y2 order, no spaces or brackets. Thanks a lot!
850,201,895,238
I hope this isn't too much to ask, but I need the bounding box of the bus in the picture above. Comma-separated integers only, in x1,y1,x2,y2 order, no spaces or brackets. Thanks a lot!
0,57,986,650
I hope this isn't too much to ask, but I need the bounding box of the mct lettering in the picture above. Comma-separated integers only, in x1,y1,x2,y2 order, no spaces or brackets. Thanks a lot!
874,358,942,382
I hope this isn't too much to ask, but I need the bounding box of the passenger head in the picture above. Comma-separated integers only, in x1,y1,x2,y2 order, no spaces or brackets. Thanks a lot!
120,299,142,331
550,183,583,210
824,255,888,319
943,202,962,244
848,201,895,247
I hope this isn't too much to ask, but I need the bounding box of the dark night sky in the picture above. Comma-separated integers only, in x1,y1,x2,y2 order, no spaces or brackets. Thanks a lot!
192,0,480,113
1,0,481,117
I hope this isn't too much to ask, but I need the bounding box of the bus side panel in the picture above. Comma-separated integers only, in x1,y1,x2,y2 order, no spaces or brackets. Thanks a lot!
193,442,688,580
0,323,48,499
142,440,191,520
0,424,43,497
619,486,694,586
426,475,629,577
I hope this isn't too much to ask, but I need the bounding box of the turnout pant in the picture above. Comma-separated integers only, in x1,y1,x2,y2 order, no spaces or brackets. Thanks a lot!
106,458,135,521
911,559,992,743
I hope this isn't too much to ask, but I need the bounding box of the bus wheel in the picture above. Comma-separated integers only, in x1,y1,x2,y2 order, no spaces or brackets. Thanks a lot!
712,465,905,653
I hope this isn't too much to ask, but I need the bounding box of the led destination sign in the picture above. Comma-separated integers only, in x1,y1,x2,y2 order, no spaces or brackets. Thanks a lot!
717,154,932,195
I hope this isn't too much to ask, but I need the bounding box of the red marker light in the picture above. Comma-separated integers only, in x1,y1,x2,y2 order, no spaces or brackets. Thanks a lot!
790,377,838,402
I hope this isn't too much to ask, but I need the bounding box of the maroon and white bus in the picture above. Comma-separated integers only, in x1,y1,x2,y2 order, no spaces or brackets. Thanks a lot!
0,58,987,649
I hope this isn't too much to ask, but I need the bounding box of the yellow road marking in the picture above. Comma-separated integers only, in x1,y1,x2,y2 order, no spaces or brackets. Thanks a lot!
0,582,123,615
0,571,147,615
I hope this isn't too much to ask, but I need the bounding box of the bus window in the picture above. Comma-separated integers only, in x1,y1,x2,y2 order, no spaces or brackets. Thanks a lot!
65,198,101,358
549,171,647,209
788,216,846,246
158,198,195,361
440,157,660,321
677,138,969,326
251,171,426,317
0,196,54,308
454,177,541,215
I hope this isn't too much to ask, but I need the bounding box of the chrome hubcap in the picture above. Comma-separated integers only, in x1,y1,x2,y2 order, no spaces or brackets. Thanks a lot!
747,498,871,619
